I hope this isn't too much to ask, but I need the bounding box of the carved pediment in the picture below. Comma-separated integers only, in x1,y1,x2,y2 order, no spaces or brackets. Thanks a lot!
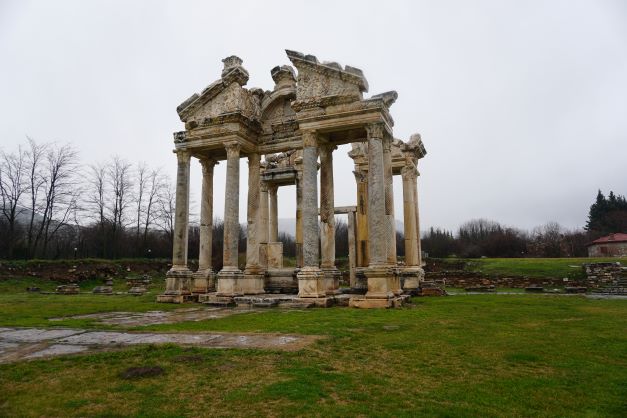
286,50,368,106
177,56,263,126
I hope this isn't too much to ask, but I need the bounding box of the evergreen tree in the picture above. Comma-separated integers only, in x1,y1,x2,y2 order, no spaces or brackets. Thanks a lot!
585,190,627,235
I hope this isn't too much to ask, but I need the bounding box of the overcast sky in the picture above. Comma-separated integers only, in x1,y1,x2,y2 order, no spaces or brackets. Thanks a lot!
1,0,626,233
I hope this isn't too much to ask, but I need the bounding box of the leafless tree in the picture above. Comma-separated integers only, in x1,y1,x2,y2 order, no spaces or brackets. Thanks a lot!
32,143,79,257
24,138,48,257
155,177,175,246
107,156,133,236
0,146,27,257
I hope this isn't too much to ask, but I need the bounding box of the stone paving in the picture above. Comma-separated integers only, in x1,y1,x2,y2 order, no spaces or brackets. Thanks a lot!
49,307,253,327
0,327,317,363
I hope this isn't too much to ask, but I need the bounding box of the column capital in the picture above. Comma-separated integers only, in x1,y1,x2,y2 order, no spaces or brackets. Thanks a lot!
198,155,219,172
401,164,418,180
319,144,338,158
175,149,191,162
365,122,385,139
302,130,318,147
224,140,241,158
353,170,367,183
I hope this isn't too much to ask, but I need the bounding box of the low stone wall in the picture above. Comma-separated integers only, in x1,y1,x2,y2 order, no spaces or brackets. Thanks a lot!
0,259,174,283
425,271,582,289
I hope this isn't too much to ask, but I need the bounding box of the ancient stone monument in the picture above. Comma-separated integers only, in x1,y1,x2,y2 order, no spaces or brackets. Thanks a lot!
157,50,427,308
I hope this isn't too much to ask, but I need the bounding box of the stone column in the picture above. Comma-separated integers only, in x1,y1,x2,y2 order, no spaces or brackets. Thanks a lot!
295,160,304,268
158,149,192,303
364,122,399,301
402,165,418,266
347,210,357,288
242,153,265,293
192,156,218,294
319,144,340,294
413,171,423,267
354,170,369,268
401,164,423,292
216,141,244,296
268,185,279,242
297,130,325,298
382,137,397,266
259,180,269,270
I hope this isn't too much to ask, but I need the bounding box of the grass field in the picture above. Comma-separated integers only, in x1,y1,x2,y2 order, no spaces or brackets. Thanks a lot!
1,275,626,417
435,257,625,279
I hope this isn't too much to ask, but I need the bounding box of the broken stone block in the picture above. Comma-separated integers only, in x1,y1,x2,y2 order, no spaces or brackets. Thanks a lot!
56,284,80,294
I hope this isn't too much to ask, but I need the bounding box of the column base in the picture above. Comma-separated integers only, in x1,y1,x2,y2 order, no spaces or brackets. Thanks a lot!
364,265,400,299
240,273,266,295
297,267,326,298
191,269,216,294
400,266,425,294
216,268,244,297
322,267,341,295
157,267,193,303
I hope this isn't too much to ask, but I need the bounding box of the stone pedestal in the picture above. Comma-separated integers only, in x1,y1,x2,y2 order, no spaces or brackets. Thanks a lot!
267,242,283,269
158,270,193,303
216,269,245,296
322,268,341,295
297,266,327,298
191,269,216,294
401,266,424,294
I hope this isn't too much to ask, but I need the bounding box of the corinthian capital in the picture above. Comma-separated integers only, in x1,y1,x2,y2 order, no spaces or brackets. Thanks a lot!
302,130,318,147
365,122,385,140
224,141,241,159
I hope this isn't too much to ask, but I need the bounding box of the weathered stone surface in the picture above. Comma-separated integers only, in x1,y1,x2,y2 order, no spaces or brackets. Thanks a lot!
164,50,426,308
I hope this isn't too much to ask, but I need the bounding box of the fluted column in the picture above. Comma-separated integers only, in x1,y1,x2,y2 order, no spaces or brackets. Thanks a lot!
269,185,279,242
297,130,325,298
245,153,261,273
320,144,340,294
363,122,398,301
354,169,369,269
295,161,304,268
401,165,418,266
383,137,397,265
413,171,423,266
259,181,269,269
216,141,244,296
241,152,265,293
192,156,217,293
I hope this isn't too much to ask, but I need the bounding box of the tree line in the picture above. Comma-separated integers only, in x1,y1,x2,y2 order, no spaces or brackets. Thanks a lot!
422,190,627,258
1,138,624,261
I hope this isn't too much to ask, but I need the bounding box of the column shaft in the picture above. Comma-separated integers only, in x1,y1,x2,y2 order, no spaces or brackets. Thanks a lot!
383,137,397,264
222,142,241,270
402,167,418,266
295,168,304,268
412,174,422,265
245,153,261,273
171,150,191,270
366,128,387,265
259,181,269,269
198,157,216,272
347,210,357,288
319,145,336,269
269,186,279,242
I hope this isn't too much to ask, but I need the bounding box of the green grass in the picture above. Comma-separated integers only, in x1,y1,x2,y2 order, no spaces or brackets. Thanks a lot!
436,257,625,279
0,280,626,416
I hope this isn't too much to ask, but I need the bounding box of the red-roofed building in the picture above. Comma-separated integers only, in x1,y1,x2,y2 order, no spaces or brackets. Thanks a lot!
587,233,627,257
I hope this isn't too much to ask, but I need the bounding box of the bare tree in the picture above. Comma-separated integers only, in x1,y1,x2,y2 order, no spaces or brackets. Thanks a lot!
155,177,175,247
142,168,164,247
106,156,133,250
24,138,48,257
0,146,27,257
32,143,80,257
